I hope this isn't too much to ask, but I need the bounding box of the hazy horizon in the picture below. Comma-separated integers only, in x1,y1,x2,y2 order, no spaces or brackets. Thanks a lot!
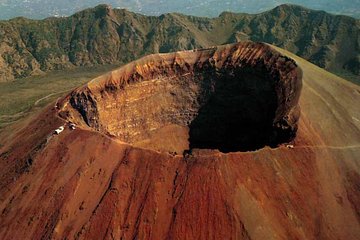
0,0,359,20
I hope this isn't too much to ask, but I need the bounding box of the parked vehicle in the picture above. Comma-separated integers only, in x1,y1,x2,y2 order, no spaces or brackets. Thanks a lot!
54,126,64,135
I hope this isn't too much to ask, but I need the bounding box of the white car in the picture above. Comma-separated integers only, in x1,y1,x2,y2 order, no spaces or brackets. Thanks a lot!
54,126,64,135
69,123,76,130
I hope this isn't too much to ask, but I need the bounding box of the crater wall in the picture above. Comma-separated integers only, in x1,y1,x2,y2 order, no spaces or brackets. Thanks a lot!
62,42,302,153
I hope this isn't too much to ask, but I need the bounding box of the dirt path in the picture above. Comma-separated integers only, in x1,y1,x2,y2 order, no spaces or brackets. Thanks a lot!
0,111,27,120
34,88,73,106
294,145,360,150
0,88,73,123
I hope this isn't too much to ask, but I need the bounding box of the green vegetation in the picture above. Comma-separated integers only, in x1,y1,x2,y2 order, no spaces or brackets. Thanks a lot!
0,64,119,130
0,4,359,82
334,70,360,86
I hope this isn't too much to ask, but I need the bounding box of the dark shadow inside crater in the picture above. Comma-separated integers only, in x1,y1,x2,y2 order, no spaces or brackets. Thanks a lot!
67,44,301,154
188,66,279,152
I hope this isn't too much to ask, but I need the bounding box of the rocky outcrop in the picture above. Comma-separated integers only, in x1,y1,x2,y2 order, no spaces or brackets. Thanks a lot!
63,42,302,153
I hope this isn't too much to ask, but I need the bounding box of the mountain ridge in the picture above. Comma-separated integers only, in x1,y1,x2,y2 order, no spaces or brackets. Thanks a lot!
1,0,359,20
0,4,359,82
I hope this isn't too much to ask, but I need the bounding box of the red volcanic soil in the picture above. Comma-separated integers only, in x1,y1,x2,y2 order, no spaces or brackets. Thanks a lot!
0,42,360,239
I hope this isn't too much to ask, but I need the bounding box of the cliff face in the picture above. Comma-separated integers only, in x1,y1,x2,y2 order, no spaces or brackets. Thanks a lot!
0,44,359,240
65,42,302,153
0,4,359,82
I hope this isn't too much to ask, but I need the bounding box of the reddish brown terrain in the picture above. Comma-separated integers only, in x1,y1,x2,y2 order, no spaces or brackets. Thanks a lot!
0,42,359,239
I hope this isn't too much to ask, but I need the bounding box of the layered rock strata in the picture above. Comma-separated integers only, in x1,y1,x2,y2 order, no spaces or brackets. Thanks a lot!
63,42,302,153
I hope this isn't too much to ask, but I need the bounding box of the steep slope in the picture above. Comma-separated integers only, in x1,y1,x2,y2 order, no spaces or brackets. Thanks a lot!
0,4,359,82
65,42,301,153
0,42,359,239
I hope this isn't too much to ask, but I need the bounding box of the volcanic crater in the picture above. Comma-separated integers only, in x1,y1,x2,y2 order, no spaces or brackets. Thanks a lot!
61,42,302,153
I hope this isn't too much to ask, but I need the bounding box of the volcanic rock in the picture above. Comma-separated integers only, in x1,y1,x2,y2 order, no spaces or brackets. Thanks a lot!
0,42,359,240
64,42,302,153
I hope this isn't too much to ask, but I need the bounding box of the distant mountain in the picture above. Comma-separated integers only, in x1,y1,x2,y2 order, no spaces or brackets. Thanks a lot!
0,4,359,82
0,0,359,20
